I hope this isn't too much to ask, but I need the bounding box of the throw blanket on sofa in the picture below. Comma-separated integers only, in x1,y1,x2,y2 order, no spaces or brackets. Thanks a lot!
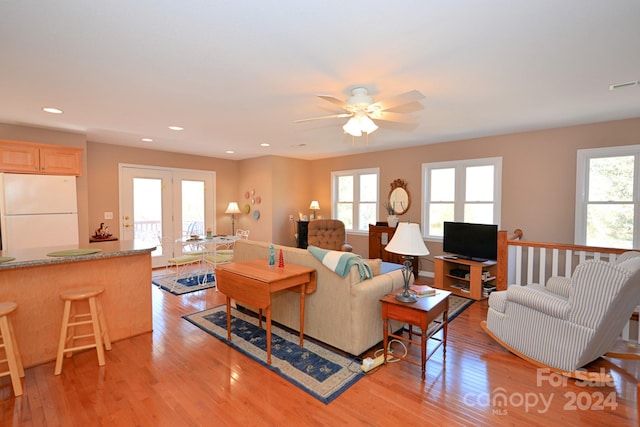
308,245,372,281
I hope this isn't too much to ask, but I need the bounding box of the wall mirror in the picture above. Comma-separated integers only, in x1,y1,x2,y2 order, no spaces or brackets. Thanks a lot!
388,178,410,215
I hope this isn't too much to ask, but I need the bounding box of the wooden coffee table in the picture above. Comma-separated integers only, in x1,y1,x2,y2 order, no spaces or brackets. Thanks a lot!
215,258,317,364
380,290,451,379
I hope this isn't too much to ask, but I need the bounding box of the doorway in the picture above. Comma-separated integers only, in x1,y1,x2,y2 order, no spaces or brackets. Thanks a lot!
119,164,215,268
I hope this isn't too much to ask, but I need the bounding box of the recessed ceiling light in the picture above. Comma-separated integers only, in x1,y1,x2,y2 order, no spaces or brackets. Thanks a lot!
168,126,184,131
141,138,153,142
225,150,235,154
260,143,270,147
42,107,63,114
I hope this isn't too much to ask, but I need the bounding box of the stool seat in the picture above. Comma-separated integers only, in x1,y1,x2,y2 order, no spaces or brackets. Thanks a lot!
0,301,24,396
59,286,104,301
55,286,111,375
0,302,17,317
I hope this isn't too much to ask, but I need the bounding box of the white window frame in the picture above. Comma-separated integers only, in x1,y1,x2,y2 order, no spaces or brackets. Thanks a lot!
575,144,640,246
422,157,502,240
331,167,380,234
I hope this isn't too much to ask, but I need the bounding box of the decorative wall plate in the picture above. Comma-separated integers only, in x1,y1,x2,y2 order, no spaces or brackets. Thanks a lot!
244,191,250,199
253,209,260,220
243,204,250,214
255,196,261,204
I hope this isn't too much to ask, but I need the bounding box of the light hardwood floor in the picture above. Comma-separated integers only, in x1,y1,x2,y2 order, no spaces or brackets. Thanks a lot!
1,274,638,426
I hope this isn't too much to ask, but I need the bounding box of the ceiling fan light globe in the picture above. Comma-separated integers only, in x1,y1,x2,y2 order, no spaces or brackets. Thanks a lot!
343,118,362,136
360,115,379,134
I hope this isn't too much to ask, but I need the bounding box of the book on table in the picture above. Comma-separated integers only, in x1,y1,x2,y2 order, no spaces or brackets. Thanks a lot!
409,284,436,297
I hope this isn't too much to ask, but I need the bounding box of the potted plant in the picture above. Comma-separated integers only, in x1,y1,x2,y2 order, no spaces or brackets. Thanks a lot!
383,202,399,227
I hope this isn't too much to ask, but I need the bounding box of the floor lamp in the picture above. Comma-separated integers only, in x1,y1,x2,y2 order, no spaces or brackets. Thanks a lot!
225,202,241,235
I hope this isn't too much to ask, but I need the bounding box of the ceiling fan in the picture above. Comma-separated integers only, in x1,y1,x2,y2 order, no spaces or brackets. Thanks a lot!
295,87,425,137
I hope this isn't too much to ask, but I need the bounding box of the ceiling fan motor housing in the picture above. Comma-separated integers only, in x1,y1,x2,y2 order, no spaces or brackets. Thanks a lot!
348,87,374,110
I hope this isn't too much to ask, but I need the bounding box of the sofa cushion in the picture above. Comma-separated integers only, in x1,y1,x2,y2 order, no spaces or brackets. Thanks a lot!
365,259,382,276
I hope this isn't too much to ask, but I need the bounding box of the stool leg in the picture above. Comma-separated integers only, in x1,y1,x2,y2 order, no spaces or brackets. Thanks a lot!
88,297,105,366
0,316,22,396
55,300,72,375
96,298,111,351
6,317,24,378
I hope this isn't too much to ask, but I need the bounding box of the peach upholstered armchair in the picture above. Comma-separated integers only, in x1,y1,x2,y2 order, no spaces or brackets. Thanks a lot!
307,219,352,252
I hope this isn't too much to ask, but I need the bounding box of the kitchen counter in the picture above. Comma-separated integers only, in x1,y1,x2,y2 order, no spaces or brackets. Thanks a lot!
0,240,156,367
0,239,155,269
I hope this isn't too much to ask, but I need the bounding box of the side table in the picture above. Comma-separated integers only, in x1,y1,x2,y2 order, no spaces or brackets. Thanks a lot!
380,290,451,380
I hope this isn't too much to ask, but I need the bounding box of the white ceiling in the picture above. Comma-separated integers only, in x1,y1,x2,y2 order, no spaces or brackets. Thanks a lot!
1,1,639,160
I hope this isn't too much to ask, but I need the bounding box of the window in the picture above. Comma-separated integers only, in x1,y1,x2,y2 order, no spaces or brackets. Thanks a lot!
332,168,379,232
575,145,640,248
422,157,502,239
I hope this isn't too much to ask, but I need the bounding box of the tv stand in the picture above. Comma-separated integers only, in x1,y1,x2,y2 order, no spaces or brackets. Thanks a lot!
434,255,501,300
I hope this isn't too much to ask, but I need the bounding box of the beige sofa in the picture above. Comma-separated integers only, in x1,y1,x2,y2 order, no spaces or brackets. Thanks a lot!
231,239,408,355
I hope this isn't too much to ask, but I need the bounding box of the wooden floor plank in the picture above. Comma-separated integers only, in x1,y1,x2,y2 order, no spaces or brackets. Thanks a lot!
0,273,637,426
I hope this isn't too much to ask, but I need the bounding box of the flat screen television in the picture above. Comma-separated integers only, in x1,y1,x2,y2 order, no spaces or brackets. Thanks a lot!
442,222,498,262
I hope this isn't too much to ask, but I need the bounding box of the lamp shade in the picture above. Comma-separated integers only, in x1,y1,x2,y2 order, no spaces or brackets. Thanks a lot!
225,202,241,214
309,200,320,210
385,222,430,256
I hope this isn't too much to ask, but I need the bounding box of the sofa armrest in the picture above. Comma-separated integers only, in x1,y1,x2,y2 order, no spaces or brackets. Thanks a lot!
506,285,570,319
545,276,572,298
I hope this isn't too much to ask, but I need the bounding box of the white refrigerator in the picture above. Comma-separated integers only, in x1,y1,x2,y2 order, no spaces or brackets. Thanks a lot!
0,173,79,251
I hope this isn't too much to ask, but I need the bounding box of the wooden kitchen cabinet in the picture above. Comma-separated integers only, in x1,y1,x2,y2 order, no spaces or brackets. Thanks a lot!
0,139,83,176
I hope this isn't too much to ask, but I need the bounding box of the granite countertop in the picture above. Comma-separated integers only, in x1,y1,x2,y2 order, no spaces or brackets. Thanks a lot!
0,240,157,270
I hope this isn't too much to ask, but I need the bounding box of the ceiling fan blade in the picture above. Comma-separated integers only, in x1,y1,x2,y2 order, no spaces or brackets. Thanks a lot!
294,113,352,123
371,111,416,123
317,94,352,110
370,90,425,111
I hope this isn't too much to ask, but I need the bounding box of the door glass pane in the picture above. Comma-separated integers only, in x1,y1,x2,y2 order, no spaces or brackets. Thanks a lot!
466,165,494,201
586,203,633,248
182,180,205,237
133,178,163,255
588,156,634,202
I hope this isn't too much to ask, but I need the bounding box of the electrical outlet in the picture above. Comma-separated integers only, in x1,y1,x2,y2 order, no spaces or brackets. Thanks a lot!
361,355,385,372
104,211,113,220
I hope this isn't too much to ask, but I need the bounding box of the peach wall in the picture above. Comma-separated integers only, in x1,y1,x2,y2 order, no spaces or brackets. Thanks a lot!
237,156,311,246
86,142,238,237
309,117,640,272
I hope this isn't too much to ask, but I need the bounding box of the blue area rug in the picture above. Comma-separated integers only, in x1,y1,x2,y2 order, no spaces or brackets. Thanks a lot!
183,305,364,404
152,273,216,295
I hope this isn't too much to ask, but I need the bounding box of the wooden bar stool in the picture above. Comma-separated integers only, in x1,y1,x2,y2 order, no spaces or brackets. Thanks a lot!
55,286,111,375
0,302,24,396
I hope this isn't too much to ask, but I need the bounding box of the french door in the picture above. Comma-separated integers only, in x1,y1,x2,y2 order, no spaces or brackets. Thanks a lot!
119,165,215,268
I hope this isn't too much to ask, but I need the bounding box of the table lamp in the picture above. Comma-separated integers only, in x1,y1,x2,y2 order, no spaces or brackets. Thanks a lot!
225,202,241,235
384,222,430,302
309,200,320,220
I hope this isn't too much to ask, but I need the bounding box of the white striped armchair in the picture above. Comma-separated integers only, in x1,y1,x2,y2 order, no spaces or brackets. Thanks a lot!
483,251,640,375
